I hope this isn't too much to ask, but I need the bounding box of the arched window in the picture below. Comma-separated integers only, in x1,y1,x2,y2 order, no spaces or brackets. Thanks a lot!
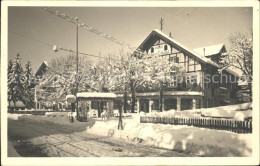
164,45,168,51
151,47,154,53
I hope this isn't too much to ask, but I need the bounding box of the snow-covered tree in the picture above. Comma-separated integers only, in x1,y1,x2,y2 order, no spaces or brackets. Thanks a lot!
38,54,92,106
23,61,34,108
141,55,185,112
9,54,24,109
221,28,253,101
106,55,129,129
8,60,14,108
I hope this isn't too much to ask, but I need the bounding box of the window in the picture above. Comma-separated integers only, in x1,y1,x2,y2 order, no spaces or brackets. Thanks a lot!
187,75,197,84
169,56,179,63
177,53,185,63
164,45,168,51
151,47,154,53
169,76,178,87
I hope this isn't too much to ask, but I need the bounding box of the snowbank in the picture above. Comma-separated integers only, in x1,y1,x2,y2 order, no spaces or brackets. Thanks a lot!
87,120,251,157
45,112,68,117
143,109,201,118
8,113,29,120
200,103,252,119
142,103,252,119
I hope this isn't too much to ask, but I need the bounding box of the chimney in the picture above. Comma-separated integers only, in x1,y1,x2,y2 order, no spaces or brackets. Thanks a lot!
169,32,172,38
203,48,206,56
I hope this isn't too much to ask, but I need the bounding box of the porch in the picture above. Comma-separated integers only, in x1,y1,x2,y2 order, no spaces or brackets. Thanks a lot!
115,91,204,113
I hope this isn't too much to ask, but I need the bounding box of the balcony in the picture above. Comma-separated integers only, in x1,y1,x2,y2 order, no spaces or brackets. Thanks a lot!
214,87,227,96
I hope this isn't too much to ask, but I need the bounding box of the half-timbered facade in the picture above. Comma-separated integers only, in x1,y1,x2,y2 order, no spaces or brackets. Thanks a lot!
124,29,239,112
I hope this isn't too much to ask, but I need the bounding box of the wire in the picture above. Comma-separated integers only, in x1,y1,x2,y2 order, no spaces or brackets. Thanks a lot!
44,8,137,51
58,47,123,62
9,30,125,62
9,31,53,47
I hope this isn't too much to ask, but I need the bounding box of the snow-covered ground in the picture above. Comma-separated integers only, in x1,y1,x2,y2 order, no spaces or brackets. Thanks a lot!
86,113,252,157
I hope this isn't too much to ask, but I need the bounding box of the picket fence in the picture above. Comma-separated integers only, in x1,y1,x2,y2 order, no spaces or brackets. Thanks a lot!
140,116,252,133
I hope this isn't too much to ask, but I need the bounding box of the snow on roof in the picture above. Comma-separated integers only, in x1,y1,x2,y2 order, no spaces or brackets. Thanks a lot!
224,67,241,76
43,61,49,66
66,95,76,99
141,29,220,68
238,80,248,86
193,43,225,57
76,92,117,99
133,91,203,97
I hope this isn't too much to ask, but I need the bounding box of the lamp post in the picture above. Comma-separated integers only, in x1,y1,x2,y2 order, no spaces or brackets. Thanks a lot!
75,17,79,120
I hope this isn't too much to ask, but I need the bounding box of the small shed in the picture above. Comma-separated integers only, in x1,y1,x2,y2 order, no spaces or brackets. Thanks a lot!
76,92,117,121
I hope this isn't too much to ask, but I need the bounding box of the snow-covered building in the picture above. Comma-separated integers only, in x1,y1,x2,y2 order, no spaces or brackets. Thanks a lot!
34,61,65,110
120,29,239,112
34,61,49,110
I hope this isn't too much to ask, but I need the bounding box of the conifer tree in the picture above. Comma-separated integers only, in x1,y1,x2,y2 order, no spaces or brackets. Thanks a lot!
9,54,24,109
24,60,34,108
8,60,14,110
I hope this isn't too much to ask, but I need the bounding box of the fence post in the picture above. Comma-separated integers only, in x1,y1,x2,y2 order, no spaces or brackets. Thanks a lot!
246,120,249,133
242,121,244,133
249,120,252,133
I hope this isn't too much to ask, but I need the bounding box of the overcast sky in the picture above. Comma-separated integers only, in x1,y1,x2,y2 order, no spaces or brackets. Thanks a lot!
8,7,252,72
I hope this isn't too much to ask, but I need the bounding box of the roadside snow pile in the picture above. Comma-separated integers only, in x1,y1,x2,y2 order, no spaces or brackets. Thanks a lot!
87,121,251,157
142,109,201,118
45,112,68,117
200,103,252,119
8,113,29,120
142,103,252,119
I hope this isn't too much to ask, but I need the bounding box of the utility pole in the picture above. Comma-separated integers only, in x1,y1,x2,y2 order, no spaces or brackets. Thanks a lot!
76,17,79,120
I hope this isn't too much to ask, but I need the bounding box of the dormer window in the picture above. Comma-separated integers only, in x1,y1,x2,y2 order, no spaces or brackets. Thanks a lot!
151,47,154,53
164,45,168,51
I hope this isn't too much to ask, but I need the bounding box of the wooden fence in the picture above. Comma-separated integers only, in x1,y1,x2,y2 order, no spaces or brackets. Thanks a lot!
140,116,252,133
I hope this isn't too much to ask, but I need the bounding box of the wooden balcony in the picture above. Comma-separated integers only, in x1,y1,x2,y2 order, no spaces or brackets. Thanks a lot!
214,87,227,96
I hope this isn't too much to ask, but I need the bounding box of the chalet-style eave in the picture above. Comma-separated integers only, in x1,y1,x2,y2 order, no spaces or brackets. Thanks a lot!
138,29,220,67
137,29,239,76
193,43,227,57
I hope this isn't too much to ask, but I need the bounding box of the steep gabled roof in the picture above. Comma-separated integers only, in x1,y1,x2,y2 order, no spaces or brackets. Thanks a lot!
35,61,49,77
193,43,226,57
138,29,220,68
137,29,240,76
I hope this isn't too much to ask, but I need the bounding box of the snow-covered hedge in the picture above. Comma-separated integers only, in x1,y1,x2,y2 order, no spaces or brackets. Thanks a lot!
87,120,251,157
